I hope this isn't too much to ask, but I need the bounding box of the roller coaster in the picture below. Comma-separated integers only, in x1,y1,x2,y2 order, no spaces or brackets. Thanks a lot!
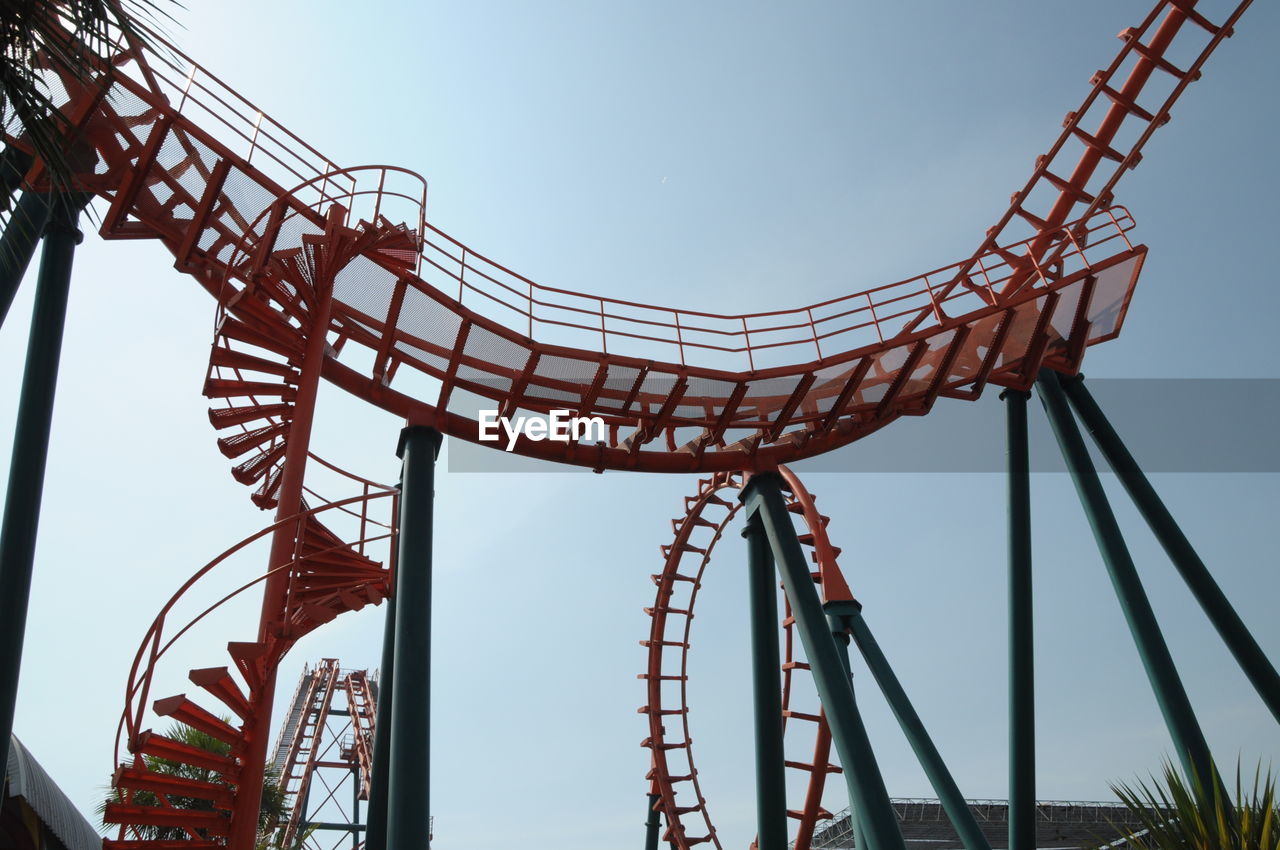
0,2,1275,850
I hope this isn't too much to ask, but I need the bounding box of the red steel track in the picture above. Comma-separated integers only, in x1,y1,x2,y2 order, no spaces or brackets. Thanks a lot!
0,1,1253,848
642,468,854,850
34,2,1246,475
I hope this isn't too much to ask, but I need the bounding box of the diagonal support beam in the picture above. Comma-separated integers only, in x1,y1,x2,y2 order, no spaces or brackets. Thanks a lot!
837,608,992,850
1036,369,1220,797
740,472,905,850
1061,374,1280,725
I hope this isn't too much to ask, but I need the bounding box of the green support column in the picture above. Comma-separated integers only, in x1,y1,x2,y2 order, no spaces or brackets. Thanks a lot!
1061,375,1280,725
644,793,662,850
840,609,992,850
1002,389,1035,850
0,190,51,329
740,513,788,850
352,764,361,850
386,425,443,850
365,590,396,850
0,193,87,764
1037,370,1219,796
742,472,905,850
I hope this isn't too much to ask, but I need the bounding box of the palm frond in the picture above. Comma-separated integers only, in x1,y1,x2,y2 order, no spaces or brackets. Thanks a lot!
1109,758,1280,850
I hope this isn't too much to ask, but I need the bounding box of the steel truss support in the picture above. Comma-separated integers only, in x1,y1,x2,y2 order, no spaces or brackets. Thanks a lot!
1037,369,1220,797
1002,389,1035,850
1060,374,1280,725
387,425,443,850
741,513,788,850
740,472,905,850
0,192,88,762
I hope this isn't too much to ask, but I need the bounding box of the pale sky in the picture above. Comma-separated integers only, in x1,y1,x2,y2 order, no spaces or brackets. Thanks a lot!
1,3,1277,849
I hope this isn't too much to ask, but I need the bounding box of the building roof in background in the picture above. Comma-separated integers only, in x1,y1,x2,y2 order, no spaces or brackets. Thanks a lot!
5,735,102,850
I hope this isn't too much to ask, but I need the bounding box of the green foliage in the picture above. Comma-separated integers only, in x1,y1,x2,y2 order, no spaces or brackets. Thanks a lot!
0,0,177,198
1109,760,1278,850
100,719,289,844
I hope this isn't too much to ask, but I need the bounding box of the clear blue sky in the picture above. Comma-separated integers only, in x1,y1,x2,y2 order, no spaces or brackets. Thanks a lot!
1,3,1277,849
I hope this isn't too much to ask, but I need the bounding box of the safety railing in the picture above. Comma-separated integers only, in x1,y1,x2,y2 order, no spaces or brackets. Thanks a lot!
127,20,358,216
113,484,396,769
413,207,1135,372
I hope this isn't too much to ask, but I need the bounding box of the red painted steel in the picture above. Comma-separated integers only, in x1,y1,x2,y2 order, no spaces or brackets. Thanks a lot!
104,481,396,849
20,2,1247,474
271,662,380,849
0,2,1253,847
640,468,852,850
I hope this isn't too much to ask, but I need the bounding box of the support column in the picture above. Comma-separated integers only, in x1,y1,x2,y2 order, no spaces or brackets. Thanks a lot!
365,590,397,850
841,610,992,850
1003,389,1035,850
352,764,361,850
230,275,337,850
1037,370,1219,796
0,193,86,759
0,190,50,329
741,472,905,850
1061,374,1280,725
644,792,662,850
386,425,443,850
741,513,787,850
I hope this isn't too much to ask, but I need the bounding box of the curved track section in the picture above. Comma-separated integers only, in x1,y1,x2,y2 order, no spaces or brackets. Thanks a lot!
17,1,1251,472
641,468,853,850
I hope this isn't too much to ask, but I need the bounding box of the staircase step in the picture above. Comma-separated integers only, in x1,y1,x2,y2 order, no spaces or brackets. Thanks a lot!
217,421,289,459
252,466,285,509
231,442,287,485
226,641,268,692
208,402,292,430
203,378,297,402
209,344,297,379
132,730,238,777
220,311,301,358
188,667,251,720
103,801,231,836
112,765,234,810
152,695,242,747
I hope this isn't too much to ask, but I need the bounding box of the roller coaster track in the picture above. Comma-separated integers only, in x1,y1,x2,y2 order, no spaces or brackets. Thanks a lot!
0,1,1254,848
642,468,854,850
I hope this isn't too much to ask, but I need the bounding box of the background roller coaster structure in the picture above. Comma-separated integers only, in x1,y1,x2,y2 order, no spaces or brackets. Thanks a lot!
0,2,1276,849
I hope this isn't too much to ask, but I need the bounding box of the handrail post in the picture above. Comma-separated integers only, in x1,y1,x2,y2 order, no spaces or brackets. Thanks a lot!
673,311,686,367
599,298,608,355
806,308,823,360
865,293,884,344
